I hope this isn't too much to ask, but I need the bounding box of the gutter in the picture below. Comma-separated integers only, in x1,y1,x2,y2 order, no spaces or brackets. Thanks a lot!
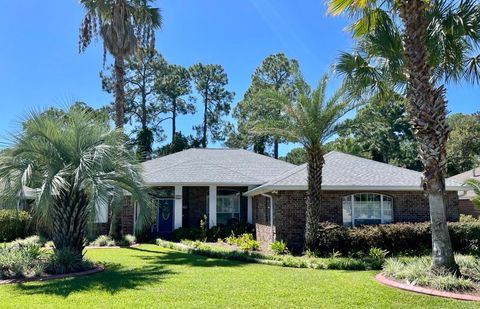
261,193,275,243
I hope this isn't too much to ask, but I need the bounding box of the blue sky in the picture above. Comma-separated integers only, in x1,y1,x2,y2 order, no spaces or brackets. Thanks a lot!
0,0,478,156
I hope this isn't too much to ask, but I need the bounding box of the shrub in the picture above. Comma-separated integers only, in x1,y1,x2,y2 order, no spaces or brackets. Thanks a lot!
459,214,479,223
0,209,32,242
171,221,255,242
310,221,480,256
172,227,203,241
0,241,45,279
47,248,92,275
383,256,476,292
90,235,116,247
270,240,288,255
8,235,46,250
225,233,260,252
117,234,136,247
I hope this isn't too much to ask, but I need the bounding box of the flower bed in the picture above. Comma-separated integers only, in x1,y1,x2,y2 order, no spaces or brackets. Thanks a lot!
379,255,480,299
0,236,95,281
156,239,386,271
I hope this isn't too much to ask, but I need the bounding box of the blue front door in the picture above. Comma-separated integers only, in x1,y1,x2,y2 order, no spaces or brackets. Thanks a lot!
154,199,174,235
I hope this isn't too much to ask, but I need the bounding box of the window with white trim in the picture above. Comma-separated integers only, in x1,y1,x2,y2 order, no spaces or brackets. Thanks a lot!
216,189,240,225
342,193,393,226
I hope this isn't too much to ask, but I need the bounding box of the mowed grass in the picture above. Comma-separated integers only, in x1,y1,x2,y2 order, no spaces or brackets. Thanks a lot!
0,244,478,308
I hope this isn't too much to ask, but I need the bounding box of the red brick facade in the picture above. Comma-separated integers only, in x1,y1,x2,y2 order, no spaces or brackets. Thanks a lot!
253,190,460,251
458,199,480,218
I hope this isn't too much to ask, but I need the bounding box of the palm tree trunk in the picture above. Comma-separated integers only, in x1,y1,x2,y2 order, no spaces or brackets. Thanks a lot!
51,190,89,254
398,0,458,273
114,55,125,129
304,146,324,250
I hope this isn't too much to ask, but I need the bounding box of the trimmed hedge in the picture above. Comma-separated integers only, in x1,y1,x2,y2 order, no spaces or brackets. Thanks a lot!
312,221,480,256
0,209,32,242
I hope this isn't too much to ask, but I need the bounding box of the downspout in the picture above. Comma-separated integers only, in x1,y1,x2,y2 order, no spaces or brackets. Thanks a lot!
261,193,274,243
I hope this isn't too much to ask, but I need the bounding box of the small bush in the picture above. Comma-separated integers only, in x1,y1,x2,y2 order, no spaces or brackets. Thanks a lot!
0,241,45,279
225,233,259,252
459,214,478,223
270,240,288,255
0,209,32,242
47,248,92,275
172,227,203,241
90,235,116,247
117,234,136,247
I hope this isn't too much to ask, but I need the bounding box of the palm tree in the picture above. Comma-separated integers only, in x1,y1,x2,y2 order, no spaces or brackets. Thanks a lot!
79,0,162,129
254,76,353,249
0,107,153,255
327,0,480,273
464,179,480,208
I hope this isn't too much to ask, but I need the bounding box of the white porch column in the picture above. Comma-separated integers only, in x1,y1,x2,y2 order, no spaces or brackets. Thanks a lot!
247,186,254,224
208,185,217,227
174,185,183,229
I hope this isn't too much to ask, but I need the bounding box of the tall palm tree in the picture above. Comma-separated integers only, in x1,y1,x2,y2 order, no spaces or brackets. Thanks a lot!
327,0,480,272
79,0,162,129
0,108,153,254
254,76,353,249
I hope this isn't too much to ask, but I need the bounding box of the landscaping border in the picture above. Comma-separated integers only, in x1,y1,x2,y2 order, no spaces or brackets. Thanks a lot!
0,265,105,285
375,273,480,302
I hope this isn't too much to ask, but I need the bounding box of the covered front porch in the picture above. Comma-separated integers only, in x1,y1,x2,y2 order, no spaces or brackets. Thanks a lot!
134,185,254,237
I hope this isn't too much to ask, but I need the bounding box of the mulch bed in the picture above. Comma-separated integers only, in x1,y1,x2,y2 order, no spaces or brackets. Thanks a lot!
0,265,105,285
376,273,480,302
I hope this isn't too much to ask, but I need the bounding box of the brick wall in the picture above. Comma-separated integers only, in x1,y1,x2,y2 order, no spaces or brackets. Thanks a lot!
458,199,480,218
253,190,460,251
121,196,135,235
252,195,274,249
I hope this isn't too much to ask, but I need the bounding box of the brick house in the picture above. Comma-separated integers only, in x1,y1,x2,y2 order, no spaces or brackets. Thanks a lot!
112,149,466,250
447,166,480,218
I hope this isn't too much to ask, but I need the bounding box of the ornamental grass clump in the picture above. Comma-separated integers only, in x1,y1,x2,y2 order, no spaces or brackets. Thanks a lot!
383,256,479,292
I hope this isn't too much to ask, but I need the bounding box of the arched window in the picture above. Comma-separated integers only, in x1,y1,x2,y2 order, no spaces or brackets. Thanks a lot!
342,193,393,227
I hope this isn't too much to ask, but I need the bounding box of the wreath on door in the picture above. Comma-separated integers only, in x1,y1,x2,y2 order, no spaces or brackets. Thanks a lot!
159,203,171,221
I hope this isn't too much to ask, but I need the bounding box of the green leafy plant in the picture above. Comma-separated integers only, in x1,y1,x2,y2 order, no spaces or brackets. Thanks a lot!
47,248,92,275
0,241,45,279
368,247,389,260
117,234,136,247
90,235,116,247
0,210,32,242
383,256,476,292
269,240,288,255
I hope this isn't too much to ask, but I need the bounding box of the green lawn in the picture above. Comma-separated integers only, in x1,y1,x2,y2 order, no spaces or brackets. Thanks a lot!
0,244,478,308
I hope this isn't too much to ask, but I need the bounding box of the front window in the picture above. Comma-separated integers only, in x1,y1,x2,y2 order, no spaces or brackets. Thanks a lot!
216,189,240,225
342,193,393,226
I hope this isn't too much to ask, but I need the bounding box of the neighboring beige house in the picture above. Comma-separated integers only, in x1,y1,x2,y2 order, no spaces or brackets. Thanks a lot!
117,148,466,250
448,166,480,218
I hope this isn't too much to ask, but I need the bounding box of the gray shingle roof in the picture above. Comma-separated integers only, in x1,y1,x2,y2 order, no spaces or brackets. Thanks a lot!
141,148,296,185
246,151,465,195
447,167,479,199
